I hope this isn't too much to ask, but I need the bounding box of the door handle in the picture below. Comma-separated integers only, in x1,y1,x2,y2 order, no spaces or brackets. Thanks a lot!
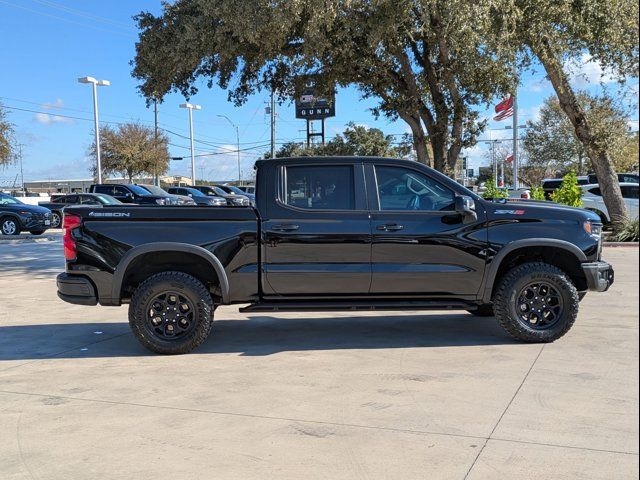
272,224,300,232
376,224,404,231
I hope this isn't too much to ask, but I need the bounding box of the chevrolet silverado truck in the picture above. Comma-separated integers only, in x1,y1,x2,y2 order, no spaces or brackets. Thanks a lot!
56,157,614,354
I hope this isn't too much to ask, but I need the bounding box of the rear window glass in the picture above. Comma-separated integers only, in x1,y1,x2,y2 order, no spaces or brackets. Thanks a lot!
283,165,355,210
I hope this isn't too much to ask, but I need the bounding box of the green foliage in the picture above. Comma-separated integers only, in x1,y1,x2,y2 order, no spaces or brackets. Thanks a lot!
0,102,16,168
482,176,509,200
132,0,516,171
610,219,639,242
551,171,583,207
529,186,546,201
90,123,170,181
265,122,410,159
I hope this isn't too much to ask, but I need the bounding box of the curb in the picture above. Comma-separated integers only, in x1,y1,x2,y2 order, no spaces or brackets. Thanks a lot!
603,242,639,248
0,233,61,244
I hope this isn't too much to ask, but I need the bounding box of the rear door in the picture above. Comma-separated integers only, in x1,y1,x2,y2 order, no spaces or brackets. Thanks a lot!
262,162,371,296
621,185,639,220
366,163,487,296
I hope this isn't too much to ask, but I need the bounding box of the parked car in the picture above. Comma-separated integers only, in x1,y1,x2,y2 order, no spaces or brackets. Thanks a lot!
136,184,195,206
39,193,123,228
89,184,178,205
581,183,639,224
191,185,250,206
0,192,52,235
237,185,255,195
587,173,639,185
218,184,256,205
166,187,227,206
57,156,613,354
542,177,590,200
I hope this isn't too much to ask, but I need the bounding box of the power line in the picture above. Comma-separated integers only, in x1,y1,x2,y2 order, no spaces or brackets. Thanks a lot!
0,0,135,38
29,0,135,30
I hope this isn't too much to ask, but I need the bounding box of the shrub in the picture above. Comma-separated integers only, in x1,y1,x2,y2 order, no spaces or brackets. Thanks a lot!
610,218,639,242
551,171,583,207
530,186,546,201
482,176,509,200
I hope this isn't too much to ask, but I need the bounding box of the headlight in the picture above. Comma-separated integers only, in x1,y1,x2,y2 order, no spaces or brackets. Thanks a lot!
155,198,166,205
584,221,602,237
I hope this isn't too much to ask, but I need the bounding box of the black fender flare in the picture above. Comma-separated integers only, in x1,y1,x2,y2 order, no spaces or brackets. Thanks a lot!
479,239,588,303
111,242,230,304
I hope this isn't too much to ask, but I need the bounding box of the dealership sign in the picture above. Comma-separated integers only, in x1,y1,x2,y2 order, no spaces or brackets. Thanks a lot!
295,89,336,120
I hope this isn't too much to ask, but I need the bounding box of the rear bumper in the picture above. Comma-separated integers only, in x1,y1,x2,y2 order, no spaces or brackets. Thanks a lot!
582,261,614,292
57,273,97,305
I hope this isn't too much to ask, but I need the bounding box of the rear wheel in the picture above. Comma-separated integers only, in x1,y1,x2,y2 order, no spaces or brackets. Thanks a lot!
129,271,215,354
493,262,579,343
1,217,20,236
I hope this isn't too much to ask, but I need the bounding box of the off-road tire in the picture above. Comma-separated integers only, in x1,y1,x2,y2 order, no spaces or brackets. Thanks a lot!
467,304,494,317
494,262,579,343
129,271,215,354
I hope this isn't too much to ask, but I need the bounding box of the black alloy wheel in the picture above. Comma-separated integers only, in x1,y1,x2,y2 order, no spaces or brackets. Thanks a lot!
146,292,197,340
515,281,564,330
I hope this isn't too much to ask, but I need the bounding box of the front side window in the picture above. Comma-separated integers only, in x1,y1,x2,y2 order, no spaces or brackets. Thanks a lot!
621,186,639,199
284,165,355,210
375,166,454,211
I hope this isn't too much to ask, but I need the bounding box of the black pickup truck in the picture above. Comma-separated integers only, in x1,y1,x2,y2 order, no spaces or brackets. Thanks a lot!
57,157,614,354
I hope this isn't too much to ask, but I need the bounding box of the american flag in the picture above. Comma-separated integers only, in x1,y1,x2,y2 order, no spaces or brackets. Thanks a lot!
505,153,514,163
493,96,514,121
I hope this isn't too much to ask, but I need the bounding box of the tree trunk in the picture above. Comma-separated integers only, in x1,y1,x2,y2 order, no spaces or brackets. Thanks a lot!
536,46,628,226
399,112,431,166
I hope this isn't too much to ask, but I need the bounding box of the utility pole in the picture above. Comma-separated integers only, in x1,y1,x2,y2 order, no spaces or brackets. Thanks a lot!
78,77,110,183
217,115,241,184
154,99,160,186
270,89,276,158
179,103,202,186
18,144,24,193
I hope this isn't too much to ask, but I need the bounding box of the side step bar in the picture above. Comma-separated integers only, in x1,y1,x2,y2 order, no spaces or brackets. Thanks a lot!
240,300,475,313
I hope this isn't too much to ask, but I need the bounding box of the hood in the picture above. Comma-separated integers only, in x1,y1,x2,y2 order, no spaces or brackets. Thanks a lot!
5,203,51,214
484,199,601,223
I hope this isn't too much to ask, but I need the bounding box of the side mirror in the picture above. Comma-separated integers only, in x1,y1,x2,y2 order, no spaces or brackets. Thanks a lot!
125,193,134,199
455,195,477,224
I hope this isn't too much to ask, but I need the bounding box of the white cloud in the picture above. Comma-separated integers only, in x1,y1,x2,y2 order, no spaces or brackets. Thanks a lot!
34,112,73,125
566,53,617,87
33,98,74,125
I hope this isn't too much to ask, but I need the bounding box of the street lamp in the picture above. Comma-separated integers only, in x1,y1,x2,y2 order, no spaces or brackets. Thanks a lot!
78,76,110,183
179,103,202,185
217,115,241,183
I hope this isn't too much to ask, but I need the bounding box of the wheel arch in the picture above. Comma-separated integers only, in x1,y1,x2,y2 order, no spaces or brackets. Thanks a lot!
111,242,230,304
480,239,588,303
0,214,21,232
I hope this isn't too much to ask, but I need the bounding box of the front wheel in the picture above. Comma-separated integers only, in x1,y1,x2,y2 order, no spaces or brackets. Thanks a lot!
493,262,579,343
1,217,20,236
51,211,62,228
129,271,215,354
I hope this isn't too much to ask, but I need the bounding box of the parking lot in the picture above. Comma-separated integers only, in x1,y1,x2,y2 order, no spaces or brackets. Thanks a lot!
0,239,638,479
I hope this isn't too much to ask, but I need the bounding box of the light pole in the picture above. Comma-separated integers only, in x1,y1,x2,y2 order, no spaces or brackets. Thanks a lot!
217,115,241,184
179,103,202,185
78,76,110,183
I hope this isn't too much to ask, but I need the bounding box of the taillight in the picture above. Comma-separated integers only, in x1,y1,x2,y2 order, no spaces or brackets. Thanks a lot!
63,214,81,261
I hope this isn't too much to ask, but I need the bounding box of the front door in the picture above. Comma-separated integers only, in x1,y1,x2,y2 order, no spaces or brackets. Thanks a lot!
367,163,487,297
262,162,371,296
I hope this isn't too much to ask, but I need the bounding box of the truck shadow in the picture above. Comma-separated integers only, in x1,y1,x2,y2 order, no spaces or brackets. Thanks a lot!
0,313,517,361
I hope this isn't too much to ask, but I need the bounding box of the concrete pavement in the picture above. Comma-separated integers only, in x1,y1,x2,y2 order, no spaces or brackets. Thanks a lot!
0,241,638,479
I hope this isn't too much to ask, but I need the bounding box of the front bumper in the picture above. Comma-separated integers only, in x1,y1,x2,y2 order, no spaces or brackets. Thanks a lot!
57,273,97,305
582,261,614,292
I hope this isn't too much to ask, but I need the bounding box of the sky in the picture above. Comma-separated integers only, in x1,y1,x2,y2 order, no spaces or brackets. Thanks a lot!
1,0,638,187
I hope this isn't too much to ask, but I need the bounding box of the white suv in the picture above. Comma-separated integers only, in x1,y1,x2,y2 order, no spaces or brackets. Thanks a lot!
582,183,639,224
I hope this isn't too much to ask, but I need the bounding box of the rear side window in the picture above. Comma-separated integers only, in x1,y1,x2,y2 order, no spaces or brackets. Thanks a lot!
621,186,639,199
283,165,355,210
94,185,113,195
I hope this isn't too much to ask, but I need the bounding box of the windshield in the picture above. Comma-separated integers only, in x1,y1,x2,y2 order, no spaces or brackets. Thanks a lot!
138,185,167,196
225,185,247,195
0,194,23,205
182,187,206,197
211,186,227,196
95,194,121,205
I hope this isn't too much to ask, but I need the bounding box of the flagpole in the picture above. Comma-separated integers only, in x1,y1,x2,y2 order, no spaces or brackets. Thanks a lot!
512,73,519,189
